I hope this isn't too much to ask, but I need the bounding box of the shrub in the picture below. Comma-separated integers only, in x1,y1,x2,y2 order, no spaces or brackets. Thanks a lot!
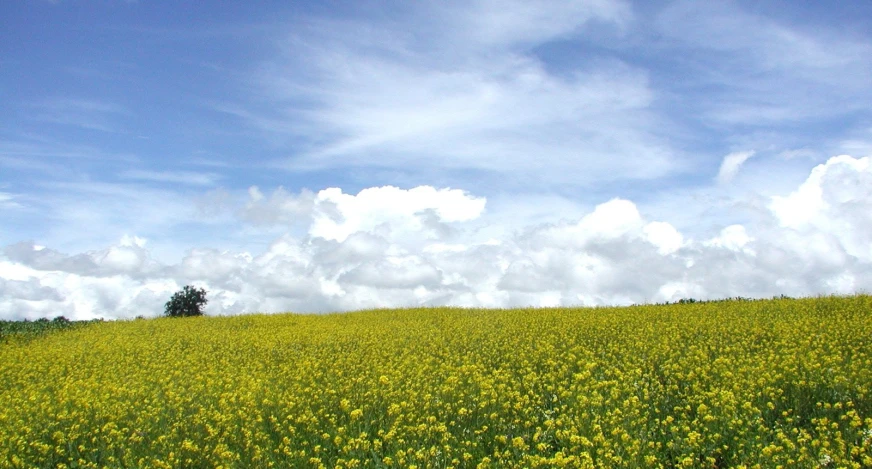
164,286,208,317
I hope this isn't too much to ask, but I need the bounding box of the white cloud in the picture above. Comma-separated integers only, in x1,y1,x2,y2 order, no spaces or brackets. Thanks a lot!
704,225,754,254
655,1,872,127
769,155,872,261
28,97,128,133
643,222,683,255
241,186,316,226
716,150,755,184
120,170,221,186
339,256,443,290
457,0,632,48
1,155,871,319
226,0,679,186
778,148,817,161
10,180,209,264
0,191,23,210
3,237,161,278
0,277,63,302
0,254,177,321
237,185,487,243
837,131,872,157
309,186,486,242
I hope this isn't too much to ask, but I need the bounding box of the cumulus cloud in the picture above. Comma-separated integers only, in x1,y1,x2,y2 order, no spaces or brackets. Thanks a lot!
3,234,160,279
1,155,871,319
769,155,872,262
241,186,316,226
0,256,178,321
704,225,754,254
309,186,486,242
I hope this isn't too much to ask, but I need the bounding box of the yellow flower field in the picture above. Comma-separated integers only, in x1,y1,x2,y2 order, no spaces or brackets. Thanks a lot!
1,295,871,468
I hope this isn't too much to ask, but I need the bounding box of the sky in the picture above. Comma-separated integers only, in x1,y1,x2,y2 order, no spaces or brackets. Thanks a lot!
2,0,872,320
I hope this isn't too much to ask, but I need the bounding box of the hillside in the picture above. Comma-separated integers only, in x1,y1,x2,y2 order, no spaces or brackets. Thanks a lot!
1,295,870,468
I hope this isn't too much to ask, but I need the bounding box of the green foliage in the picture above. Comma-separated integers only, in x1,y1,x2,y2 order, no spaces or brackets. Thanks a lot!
0,316,101,343
656,295,793,306
164,285,208,317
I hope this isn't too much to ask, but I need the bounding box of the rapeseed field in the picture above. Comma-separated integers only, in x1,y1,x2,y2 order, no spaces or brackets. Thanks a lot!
1,295,870,468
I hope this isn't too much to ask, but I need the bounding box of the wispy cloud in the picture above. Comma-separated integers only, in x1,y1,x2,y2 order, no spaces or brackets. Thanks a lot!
0,138,142,186
0,192,23,210
717,150,755,184
655,0,872,127
0,138,127,161
220,0,683,186
10,180,201,261
119,170,221,186
27,98,129,133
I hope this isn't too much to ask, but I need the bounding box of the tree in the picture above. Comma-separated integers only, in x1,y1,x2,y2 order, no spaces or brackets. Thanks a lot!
164,285,208,317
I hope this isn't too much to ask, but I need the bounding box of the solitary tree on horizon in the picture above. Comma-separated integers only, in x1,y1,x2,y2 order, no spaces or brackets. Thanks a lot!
164,286,208,317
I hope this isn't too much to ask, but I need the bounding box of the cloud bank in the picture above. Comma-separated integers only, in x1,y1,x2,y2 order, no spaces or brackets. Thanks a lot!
2,154,870,320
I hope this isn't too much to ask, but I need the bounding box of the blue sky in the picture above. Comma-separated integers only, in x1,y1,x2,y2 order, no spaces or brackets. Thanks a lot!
2,0,872,319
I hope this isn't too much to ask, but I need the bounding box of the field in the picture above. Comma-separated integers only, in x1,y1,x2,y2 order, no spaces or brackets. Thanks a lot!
1,296,871,468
